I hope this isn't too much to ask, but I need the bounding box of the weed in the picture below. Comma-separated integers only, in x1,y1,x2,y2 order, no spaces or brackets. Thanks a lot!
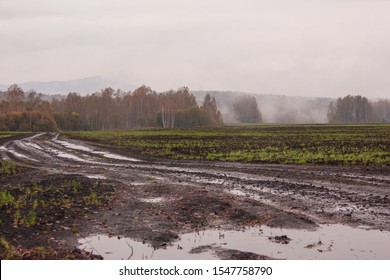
60,198,72,208
0,191,14,208
23,210,37,226
0,160,18,175
13,210,21,226
32,199,39,210
86,192,100,206
147,175,156,181
71,224,79,234
0,237,21,259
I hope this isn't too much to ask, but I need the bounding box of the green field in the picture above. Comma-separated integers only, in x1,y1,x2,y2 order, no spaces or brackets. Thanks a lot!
0,132,31,141
64,124,390,166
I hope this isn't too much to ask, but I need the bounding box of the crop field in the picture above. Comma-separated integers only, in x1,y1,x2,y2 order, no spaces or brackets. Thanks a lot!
65,124,390,166
2,127,390,260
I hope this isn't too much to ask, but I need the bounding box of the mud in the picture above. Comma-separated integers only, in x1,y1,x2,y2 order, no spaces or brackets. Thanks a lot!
1,133,389,259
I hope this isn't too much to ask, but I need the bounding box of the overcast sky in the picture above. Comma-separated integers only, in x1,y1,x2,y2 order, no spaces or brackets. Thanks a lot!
1,0,390,97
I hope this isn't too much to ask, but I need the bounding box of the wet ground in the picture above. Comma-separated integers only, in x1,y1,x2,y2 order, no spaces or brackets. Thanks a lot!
79,224,390,260
1,133,390,259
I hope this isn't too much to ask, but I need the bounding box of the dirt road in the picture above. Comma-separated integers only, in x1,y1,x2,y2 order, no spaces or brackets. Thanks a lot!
1,133,389,259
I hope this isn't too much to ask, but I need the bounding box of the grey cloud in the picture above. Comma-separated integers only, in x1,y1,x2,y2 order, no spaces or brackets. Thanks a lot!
1,0,390,98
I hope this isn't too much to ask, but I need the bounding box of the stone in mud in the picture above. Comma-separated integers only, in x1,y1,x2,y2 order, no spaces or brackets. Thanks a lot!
268,235,291,244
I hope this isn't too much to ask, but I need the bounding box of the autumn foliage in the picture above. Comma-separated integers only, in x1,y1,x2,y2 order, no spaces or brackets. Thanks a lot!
0,85,223,131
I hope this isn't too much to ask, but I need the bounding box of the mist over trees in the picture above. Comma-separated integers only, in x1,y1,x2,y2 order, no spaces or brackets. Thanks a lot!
327,95,390,123
233,95,262,123
372,99,390,123
0,85,223,131
1,84,389,132
202,94,223,126
195,92,390,125
192,91,332,124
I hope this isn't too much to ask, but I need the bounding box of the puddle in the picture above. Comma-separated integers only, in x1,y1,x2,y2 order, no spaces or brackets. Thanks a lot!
132,182,147,186
27,133,46,140
46,147,91,162
0,146,37,162
85,174,107,180
96,152,140,162
195,178,225,185
78,224,390,260
139,197,167,203
228,189,275,205
45,147,115,167
53,137,141,162
54,139,94,152
23,142,43,150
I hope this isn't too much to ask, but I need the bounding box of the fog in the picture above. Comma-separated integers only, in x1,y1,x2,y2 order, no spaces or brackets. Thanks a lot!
257,95,332,124
193,91,332,124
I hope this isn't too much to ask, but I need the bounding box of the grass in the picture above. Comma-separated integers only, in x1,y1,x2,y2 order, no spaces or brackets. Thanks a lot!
0,131,31,140
63,124,390,166
0,236,90,259
0,179,110,228
147,175,156,181
0,172,115,259
2,183,63,227
0,160,18,175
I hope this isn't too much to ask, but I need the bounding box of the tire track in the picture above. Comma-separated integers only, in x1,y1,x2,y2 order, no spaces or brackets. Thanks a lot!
1,132,389,231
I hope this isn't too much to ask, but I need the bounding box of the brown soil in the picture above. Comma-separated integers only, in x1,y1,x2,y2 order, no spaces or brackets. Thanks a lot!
1,133,389,259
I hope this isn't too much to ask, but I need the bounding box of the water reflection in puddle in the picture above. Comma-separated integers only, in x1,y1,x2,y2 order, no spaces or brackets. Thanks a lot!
78,224,390,260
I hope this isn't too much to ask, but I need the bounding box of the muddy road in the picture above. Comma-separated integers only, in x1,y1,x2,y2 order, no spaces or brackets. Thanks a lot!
1,133,390,259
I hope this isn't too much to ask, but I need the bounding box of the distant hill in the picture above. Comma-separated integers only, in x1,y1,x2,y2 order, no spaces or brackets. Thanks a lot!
192,91,333,124
0,76,135,95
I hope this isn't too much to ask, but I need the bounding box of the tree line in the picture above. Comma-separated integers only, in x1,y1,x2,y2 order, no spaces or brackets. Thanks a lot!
0,85,223,131
327,95,390,123
0,84,389,132
232,94,389,124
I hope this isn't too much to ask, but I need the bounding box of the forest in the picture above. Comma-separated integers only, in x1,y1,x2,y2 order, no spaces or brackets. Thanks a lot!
0,84,389,132
327,95,390,123
0,85,222,131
